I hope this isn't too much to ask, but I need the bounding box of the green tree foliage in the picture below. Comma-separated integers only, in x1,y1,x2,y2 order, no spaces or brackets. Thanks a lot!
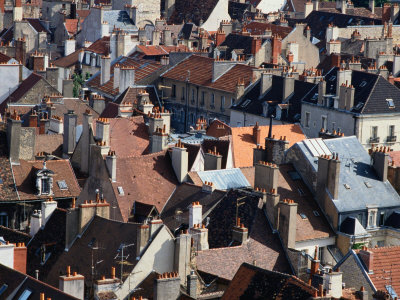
72,73,84,98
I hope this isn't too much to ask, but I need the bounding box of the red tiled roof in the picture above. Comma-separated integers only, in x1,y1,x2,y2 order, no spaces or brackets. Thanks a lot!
244,22,293,39
87,36,110,54
87,56,164,96
390,150,400,166
26,18,50,33
0,52,11,63
76,9,90,19
231,124,306,168
52,49,81,68
112,151,178,221
162,55,255,94
65,19,78,35
13,159,81,200
360,246,400,293
136,44,191,56
35,134,63,157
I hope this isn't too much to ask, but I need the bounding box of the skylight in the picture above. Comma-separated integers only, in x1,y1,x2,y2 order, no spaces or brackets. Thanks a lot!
300,213,307,219
329,76,336,81
387,99,395,108
313,211,320,217
0,284,8,296
241,99,251,108
344,184,351,189
354,102,364,110
57,180,68,190
359,81,367,87
347,18,353,24
18,289,32,300
118,186,124,195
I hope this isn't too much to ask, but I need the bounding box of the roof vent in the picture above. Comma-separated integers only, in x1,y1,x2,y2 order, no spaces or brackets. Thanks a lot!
344,183,351,190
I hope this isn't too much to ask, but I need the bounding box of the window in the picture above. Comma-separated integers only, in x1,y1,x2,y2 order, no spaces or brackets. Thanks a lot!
0,212,7,227
332,122,336,131
387,99,395,108
191,89,195,103
305,112,310,128
377,240,385,247
210,93,215,108
181,87,185,100
57,180,68,190
18,289,32,300
0,284,7,296
171,84,176,97
368,209,377,228
390,125,395,137
379,212,385,226
41,178,50,194
181,111,185,122
237,121,242,127
231,98,235,106
201,91,205,106
321,116,327,130
372,126,378,138
220,96,225,111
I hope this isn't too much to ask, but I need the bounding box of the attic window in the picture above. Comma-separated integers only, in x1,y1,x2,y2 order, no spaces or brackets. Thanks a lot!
344,183,351,189
387,99,395,108
300,213,307,219
57,180,68,190
364,181,372,188
241,99,251,108
313,210,320,217
18,289,32,300
359,81,367,87
118,186,124,195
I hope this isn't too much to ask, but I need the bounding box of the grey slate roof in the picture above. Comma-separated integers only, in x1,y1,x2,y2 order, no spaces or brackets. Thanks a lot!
103,10,137,32
197,168,251,190
296,136,400,213
304,67,400,114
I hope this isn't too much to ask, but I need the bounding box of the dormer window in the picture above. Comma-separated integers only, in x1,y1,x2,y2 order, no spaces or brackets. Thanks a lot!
387,99,395,109
367,208,378,228
36,161,54,196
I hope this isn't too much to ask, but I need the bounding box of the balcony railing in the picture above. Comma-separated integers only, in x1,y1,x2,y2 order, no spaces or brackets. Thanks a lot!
387,135,397,143
370,137,380,143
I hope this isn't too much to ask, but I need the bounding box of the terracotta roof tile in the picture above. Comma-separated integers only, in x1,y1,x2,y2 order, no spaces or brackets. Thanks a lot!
244,22,293,38
231,124,305,168
162,55,254,94
35,134,63,157
136,44,191,56
112,151,178,221
65,19,79,34
87,36,110,54
12,159,81,201
0,52,11,63
76,9,90,19
52,49,80,68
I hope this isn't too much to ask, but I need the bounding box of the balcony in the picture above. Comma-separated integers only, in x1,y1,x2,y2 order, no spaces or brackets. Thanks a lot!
370,137,380,143
387,135,397,143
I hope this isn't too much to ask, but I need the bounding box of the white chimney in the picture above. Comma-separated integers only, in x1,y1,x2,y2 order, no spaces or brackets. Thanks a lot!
119,67,135,93
59,266,85,300
41,198,57,228
189,201,202,229
49,117,63,134
100,55,111,85
95,118,110,145
30,210,42,236
64,39,76,57
0,239,14,269
106,150,117,182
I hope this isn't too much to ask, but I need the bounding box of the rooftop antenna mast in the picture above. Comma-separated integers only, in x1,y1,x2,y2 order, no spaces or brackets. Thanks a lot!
115,242,135,283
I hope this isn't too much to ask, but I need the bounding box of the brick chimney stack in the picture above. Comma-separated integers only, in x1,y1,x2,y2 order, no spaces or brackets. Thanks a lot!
254,161,279,192
215,29,226,46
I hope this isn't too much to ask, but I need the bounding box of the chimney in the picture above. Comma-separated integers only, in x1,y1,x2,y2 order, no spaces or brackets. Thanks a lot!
278,199,297,249
46,65,61,92
382,3,391,23
357,286,369,300
327,153,341,199
253,122,261,145
202,181,215,193
187,271,198,299
191,224,209,250
232,218,248,244
80,110,93,174
336,0,346,13
236,78,245,99
78,198,110,234
154,272,181,300
59,266,85,300
106,150,117,182
136,224,149,254
372,147,389,181
113,64,120,90
41,197,57,228
174,231,191,284
304,0,313,18
0,241,14,269
15,39,26,68
345,84,355,110
306,26,311,40
30,210,42,236
318,79,326,105
49,116,63,134
91,94,105,115
160,109,171,135
93,268,121,297
336,69,352,97
160,55,169,66
172,140,188,183
148,113,164,136
14,242,27,274
331,53,341,68
64,39,76,57
265,188,280,229
324,269,343,298
260,72,273,95
29,111,38,127
369,0,374,14
163,28,172,46
358,246,374,273
271,35,282,64
212,60,234,82
392,4,399,22
119,67,135,93
253,145,266,166
63,110,77,156
326,39,341,54
204,147,222,170
100,55,111,85
7,113,22,164
254,161,279,193
13,0,22,21
310,246,320,277
151,125,168,153
0,0,4,14
283,75,295,101
215,29,226,46
189,201,202,229
150,219,163,236
152,30,161,46
265,135,289,165
138,92,155,114
95,118,110,145
251,37,262,55
62,78,74,98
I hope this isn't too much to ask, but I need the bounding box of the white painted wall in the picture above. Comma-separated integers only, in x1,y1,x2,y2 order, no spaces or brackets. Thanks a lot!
0,244,14,269
200,0,231,32
257,0,286,13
